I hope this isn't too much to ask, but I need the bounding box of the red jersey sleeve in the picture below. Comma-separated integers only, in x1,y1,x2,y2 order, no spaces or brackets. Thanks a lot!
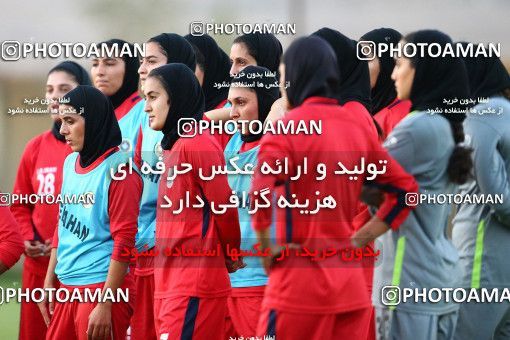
0,206,24,268
10,136,41,240
250,132,293,232
108,171,142,262
189,135,241,252
366,142,419,230
201,115,232,151
51,224,59,248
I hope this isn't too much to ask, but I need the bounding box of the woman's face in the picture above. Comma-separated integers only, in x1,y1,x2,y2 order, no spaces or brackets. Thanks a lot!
59,105,85,152
391,56,415,100
228,86,258,135
46,71,79,121
91,57,125,96
278,63,290,109
195,64,205,87
359,42,381,89
367,57,381,90
143,76,170,131
229,42,257,76
138,42,168,89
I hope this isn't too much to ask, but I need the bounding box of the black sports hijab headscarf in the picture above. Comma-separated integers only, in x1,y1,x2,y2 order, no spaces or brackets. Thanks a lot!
62,85,122,168
312,28,372,112
283,36,339,108
459,42,510,99
405,30,469,123
148,33,196,71
48,61,92,142
233,33,283,76
98,39,140,109
184,34,231,111
360,28,402,114
230,65,279,142
148,64,205,150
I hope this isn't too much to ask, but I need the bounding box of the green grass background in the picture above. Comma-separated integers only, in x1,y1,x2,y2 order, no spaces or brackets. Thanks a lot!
0,260,23,339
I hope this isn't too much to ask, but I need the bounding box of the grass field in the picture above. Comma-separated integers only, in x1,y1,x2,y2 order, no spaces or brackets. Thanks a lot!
0,261,23,339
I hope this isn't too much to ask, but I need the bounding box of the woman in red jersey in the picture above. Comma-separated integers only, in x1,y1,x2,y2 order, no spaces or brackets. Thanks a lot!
143,63,242,340
130,32,197,340
11,61,91,340
251,36,418,340
360,28,412,138
357,28,413,340
0,205,24,275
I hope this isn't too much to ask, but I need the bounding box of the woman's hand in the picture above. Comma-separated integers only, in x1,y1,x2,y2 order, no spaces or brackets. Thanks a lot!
87,303,112,340
225,256,246,273
24,240,44,257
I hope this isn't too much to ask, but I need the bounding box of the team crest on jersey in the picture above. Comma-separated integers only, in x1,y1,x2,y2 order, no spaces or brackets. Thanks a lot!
384,136,398,147
120,138,132,152
166,167,174,189
154,141,163,158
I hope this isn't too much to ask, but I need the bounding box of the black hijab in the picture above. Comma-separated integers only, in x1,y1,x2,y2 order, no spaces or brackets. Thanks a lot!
360,28,402,114
148,33,196,71
62,85,122,167
283,36,339,108
312,28,372,112
230,65,279,142
99,39,140,109
48,61,92,142
148,64,205,150
49,61,91,87
184,34,231,111
459,42,510,99
405,30,469,123
233,33,283,76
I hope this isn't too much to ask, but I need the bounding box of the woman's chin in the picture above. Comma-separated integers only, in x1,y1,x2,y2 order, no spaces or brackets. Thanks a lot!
149,122,162,131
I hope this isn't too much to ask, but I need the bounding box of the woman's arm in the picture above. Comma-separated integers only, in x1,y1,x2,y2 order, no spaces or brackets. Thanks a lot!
38,247,58,326
204,107,231,121
86,259,129,340
0,206,24,274
87,170,142,339
265,97,289,123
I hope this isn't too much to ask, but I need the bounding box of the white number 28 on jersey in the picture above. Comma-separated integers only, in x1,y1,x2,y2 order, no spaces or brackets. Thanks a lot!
37,173,55,195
